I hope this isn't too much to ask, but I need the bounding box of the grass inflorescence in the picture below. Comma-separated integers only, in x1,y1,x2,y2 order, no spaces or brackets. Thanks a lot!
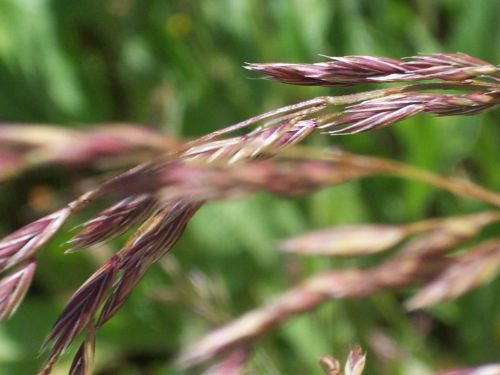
0,53,499,374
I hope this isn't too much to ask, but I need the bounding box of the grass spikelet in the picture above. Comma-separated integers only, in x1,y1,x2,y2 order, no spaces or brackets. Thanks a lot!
279,211,500,257
246,53,499,86
0,259,36,321
41,256,119,366
344,346,366,375
319,355,342,375
319,346,366,375
0,208,72,272
68,325,96,375
67,194,158,252
323,93,498,135
97,201,199,326
279,224,410,256
405,240,500,310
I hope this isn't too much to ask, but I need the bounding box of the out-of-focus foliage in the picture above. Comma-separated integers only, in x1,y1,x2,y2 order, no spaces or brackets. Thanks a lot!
0,1,499,374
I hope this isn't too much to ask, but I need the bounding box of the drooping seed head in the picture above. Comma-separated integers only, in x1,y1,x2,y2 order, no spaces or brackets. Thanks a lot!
98,201,199,326
42,256,119,361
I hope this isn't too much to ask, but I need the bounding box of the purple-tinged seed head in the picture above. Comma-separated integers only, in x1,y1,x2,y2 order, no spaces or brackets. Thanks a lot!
0,259,36,322
67,194,158,252
68,327,96,375
246,53,498,87
0,208,72,272
42,256,119,360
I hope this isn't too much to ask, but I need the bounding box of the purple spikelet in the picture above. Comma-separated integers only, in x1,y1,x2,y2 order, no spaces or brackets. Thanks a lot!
246,53,499,86
0,259,36,321
98,200,200,325
0,208,72,272
68,194,158,252
41,256,119,367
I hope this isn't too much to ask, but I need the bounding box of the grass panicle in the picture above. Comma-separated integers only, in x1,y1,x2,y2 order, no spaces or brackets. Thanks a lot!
246,53,499,86
0,53,498,374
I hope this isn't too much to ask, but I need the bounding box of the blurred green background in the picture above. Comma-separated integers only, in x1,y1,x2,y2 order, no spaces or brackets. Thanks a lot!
0,0,499,374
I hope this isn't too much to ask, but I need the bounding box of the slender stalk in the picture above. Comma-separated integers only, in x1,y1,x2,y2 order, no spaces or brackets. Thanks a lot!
185,81,497,149
282,147,500,208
